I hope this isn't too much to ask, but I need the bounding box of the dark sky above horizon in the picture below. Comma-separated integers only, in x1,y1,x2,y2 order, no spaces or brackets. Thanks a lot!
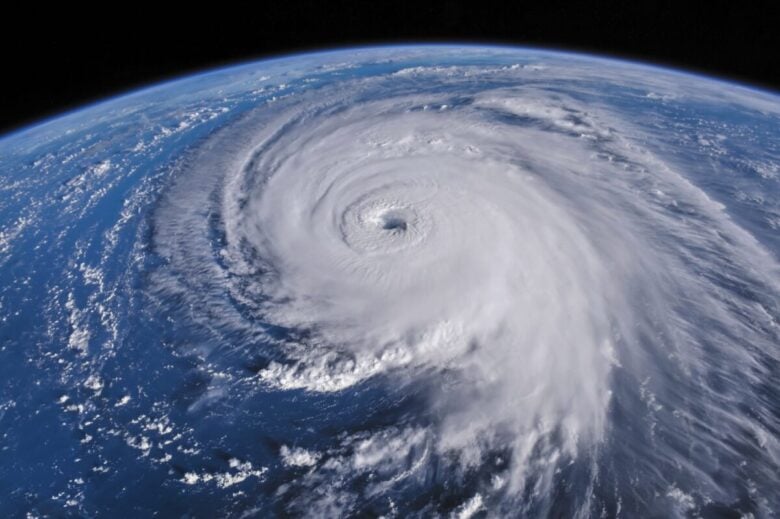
2,1,779,135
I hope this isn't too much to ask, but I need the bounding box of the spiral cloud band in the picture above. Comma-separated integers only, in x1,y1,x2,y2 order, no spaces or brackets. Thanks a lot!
1,47,778,516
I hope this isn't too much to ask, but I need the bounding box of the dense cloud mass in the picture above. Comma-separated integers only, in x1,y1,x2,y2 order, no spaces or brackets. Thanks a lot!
0,47,778,517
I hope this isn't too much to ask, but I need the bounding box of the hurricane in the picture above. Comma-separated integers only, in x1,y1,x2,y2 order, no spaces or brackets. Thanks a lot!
0,46,778,517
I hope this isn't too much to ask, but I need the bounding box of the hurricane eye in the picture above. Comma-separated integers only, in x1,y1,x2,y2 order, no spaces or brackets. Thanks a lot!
380,214,407,231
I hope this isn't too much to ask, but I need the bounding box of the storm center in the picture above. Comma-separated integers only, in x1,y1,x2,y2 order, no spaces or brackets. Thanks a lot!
380,213,408,231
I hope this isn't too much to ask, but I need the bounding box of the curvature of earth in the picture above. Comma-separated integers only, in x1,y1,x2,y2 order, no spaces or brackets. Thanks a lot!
0,45,778,517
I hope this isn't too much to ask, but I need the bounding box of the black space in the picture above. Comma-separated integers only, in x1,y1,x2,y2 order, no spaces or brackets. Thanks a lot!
2,1,779,135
